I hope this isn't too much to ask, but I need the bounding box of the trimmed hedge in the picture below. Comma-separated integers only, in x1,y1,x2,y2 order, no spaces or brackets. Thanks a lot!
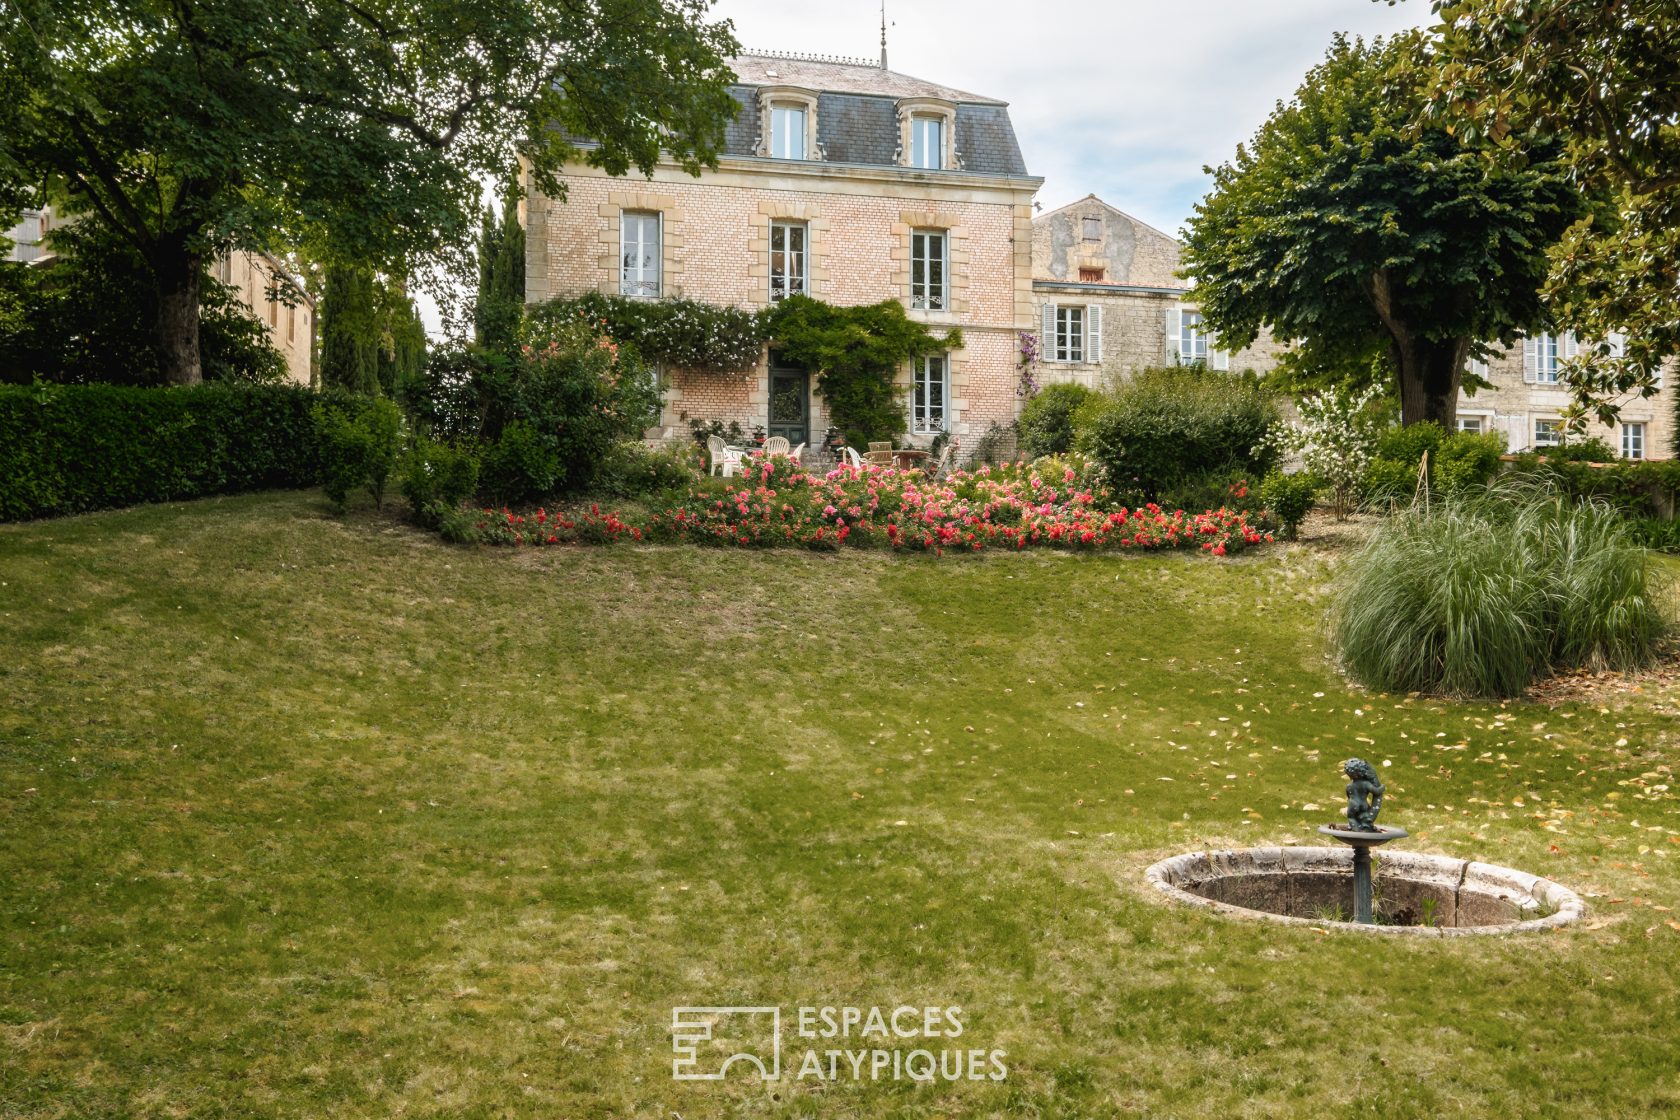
0,383,321,520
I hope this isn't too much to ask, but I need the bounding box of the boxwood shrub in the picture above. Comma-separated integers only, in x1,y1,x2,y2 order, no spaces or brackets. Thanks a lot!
0,382,320,521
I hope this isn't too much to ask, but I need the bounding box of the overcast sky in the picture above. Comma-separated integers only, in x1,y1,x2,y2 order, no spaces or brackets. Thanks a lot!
710,0,1433,235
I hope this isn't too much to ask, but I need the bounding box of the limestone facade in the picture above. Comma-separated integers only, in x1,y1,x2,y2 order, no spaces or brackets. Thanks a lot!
1030,195,1286,388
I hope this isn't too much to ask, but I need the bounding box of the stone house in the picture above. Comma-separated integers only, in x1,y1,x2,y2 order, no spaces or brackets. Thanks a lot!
521,50,1041,451
1457,336,1673,459
1030,195,1284,388
5,206,315,386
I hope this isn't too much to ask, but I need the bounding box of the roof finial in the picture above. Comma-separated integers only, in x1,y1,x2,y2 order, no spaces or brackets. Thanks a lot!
880,1,888,69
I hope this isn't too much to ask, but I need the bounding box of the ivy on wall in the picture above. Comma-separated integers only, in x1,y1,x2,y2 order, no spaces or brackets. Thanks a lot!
528,292,765,373
527,292,962,444
762,295,961,446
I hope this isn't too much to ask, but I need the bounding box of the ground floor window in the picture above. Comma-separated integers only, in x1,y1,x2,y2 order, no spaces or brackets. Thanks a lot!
1623,422,1645,460
1534,418,1562,450
911,354,948,434
1456,416,1484,434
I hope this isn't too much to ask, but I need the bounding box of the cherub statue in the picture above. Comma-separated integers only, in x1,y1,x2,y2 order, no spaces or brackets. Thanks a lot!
1341,758,1384,832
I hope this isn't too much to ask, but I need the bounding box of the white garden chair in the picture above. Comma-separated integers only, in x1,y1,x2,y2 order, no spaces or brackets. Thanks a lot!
763,436,790,456
789,442,806,463
841,446,865,470
707,434,744,478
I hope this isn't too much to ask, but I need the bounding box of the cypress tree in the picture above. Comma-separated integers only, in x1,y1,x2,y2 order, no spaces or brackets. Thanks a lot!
319,264,380,394
474,188,525,355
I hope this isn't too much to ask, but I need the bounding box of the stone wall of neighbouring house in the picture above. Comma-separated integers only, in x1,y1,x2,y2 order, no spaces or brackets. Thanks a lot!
525,160,1037,444
1032,196,1181,289
1032,287,1289,387
1459,345,1676,457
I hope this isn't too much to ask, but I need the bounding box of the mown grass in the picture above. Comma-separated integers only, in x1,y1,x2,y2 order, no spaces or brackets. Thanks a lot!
2,490,1679,1119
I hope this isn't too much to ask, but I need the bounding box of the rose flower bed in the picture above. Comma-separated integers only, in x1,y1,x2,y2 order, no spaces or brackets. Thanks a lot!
460,455,1274,557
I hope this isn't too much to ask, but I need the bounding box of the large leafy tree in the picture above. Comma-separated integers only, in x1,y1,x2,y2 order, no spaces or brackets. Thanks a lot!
0,0,739,385
1424,0,1680,437
1183,33,1585,428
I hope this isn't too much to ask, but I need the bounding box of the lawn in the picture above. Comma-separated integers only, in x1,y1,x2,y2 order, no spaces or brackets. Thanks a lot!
2,490,1678,1118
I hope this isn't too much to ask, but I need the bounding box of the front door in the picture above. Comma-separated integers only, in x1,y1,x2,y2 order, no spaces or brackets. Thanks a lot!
767,364,809,446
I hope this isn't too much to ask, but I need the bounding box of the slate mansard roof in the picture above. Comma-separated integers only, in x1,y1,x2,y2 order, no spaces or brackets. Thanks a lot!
721,52,1031,178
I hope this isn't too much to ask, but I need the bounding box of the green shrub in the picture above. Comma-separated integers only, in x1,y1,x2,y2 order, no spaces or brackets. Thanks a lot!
312,395,402,512
1259,472,1318,539
1157,469,1256,515
479,420,561,505
1434,430,1506,496
400,435,481,521
1629,519,1680,553
1333,485,1668,698
1074,366,1278,503
0,383,318,521
596,441,702,498
1543,436,1618,463
1018,383,1095,458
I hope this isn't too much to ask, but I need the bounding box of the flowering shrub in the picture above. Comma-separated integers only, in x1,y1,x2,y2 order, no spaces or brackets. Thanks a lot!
1016,330,1042,398
455,456,1272,558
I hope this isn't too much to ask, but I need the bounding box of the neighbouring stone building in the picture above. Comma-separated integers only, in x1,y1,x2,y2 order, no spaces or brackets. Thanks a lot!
5,206,315,386
1030,195,1285,387
521,50,1041,451
1457,336,1674,459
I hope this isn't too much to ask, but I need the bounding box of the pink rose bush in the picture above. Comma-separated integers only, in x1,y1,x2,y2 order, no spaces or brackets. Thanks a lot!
465,455,1272,558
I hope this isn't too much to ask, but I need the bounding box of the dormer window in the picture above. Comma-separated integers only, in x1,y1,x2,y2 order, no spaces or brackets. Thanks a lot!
910,116,944,170
759,87,819,162
897,98,956,171
771,105,806,160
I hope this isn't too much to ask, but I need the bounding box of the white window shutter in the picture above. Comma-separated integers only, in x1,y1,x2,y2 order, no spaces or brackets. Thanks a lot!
1086,304,1102,363
1522,337,1538,384
1562,331,1579,360
1165,307,1182,363
1608,331,1626,358
1042,304,1056,360
1210,336,1230,372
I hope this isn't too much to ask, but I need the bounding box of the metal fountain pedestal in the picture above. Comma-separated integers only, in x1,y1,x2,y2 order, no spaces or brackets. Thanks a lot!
1317,825,1409,924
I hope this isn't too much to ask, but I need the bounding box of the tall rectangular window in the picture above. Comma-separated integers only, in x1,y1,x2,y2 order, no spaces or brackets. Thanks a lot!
1054,306,1085,363
1623,422,1646,460
911,353,948,434
1534,418,1562,449
769,220,807,301
771,106,806,160
911,116,943,169
1179,310,1209,362
1535,332,1561,383
911,229,947,310
620,211,661,298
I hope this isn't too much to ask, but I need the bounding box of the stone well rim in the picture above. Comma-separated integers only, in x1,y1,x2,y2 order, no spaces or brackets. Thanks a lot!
1143,846,1586,937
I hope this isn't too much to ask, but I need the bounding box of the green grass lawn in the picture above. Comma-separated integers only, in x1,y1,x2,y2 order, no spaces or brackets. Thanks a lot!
3,490,1679,1118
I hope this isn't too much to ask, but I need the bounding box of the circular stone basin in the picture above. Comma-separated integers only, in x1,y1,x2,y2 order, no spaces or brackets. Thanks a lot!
1145,847,1585,936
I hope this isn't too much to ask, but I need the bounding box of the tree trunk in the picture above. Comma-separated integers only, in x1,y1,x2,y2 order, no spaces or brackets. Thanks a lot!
1366,268,1469,428
153,248,203,386
1393,335,1469,428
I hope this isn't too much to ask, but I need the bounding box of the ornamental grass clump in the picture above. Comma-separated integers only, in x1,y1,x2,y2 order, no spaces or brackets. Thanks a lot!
1332,483,1670,698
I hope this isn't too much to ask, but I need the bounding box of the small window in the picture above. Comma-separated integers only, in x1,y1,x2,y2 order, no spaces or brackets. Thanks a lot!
267,284,278,326
771,105,806,160
1623,422,1645,460
769,220,807,302
911,229,947,310
910,116,943,170
287,302,295,342
1054,306,1085,363
1078,267,1104,283
1534,419,1562,449
1082,216,1102,241
911,353,948,434
1455,416,1484,434
620,211,661,298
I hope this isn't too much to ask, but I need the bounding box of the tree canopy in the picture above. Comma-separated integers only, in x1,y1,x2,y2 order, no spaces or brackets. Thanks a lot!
0,0,740,384
1423,0,1680,437
1182,33,1586,427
